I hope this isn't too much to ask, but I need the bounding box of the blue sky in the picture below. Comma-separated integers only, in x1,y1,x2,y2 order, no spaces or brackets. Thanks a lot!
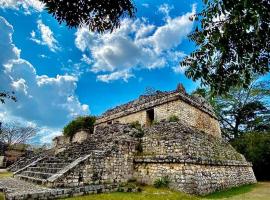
0,0,268,144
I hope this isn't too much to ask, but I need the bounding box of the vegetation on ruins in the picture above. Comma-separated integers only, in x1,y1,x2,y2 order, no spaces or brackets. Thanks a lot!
0,121,37,145
154,176,170,188
168,115,179,122
39,0,136,33
181,0,269,95
63,116,96,137
129,121,144,138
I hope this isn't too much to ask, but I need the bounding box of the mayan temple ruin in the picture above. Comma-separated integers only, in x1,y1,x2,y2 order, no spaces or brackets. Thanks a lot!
2,84,256,199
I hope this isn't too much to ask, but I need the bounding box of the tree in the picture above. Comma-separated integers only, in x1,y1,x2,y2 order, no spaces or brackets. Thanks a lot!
192,79,270,140
40,0,136,33
0,91,16,104
181,0,269,95
63,116,96,137
0,122,37,145
232,131,270,180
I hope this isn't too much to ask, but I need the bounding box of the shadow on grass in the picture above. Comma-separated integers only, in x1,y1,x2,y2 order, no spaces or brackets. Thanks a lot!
203,184,256,199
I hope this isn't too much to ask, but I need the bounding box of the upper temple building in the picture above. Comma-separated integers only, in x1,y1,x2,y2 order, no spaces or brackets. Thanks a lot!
95,83,221,138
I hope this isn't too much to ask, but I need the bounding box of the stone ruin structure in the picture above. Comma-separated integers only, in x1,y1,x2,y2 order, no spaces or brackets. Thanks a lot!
2,84,256,199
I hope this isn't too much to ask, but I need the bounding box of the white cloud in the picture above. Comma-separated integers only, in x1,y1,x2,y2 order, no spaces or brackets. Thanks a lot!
97,70,134,83
74,4,196,82
0,16,89,144
0,0,44,14
30,20,60,52
158,3,174,19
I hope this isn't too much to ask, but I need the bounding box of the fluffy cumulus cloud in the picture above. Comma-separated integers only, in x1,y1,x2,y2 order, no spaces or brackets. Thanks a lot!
30,20,60,52
0,0,44,14
0,17,89,144
75,4,196,82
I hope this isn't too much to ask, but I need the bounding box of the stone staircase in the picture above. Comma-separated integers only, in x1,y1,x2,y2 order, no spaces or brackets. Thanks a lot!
13,140,106,186
15,156,71,184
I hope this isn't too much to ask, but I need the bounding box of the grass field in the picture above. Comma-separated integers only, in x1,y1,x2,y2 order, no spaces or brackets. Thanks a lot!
0,171,269,200
64,182,270,200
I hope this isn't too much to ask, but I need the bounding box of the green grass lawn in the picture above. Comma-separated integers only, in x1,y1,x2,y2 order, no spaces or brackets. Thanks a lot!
0,172,269,200
64,186,198,200
64,183,270,200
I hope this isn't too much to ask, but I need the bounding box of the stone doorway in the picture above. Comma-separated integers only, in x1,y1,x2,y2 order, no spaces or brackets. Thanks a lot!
146,109,154,126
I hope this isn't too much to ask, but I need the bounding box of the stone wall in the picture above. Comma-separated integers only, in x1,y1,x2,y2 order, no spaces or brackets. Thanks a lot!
134,162,256,195
141,122,242,161
53,130,90,154
96,98,221,138
50,124,139,188
50,140,136,188
133,121,256,195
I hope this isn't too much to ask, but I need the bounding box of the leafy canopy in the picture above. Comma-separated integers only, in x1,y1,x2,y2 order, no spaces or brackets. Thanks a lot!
232,131,270,180
40,0,136,33
63,116,96,137
192,79,270,140
182,0,269,94
0,91,16,104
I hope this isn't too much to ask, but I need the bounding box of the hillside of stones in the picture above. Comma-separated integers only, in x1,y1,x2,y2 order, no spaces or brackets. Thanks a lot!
141,121,245,162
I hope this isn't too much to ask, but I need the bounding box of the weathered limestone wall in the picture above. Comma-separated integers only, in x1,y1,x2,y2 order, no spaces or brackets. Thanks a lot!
132,121,256,195
141,122,242,161
154,100,221,138
71,130,89,144
51,142,136,188
97,99,221,138
53,130,90,154
50,124,138,188
134,162,256,195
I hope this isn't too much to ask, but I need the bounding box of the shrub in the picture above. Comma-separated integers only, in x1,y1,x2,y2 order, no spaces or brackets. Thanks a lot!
168,115,179,122
130,121,141,130
154,176,170,188
130,121,144,138
231,131,270,180
63,116,96,137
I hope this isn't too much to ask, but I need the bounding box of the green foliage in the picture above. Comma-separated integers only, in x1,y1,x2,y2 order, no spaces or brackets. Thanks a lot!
192,80,270,140
232,131,270,180
154,176,170,188
130,121,141,130
0,91,16,104
181,0,269,95
63,116,96,137
168,115,179,122
40,0,136,33
130,121,144,138
151,120,159,125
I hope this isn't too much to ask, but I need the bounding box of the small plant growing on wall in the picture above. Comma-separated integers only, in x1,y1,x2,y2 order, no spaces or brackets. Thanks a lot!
130,121,144,138
154,176,170,188
168,115,179,122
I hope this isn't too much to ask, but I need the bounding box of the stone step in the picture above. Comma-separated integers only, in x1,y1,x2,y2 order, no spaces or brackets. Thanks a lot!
15,174,47,184
40,157,66,163
27,167,62,174
21,171,54,179
37,162,69,168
